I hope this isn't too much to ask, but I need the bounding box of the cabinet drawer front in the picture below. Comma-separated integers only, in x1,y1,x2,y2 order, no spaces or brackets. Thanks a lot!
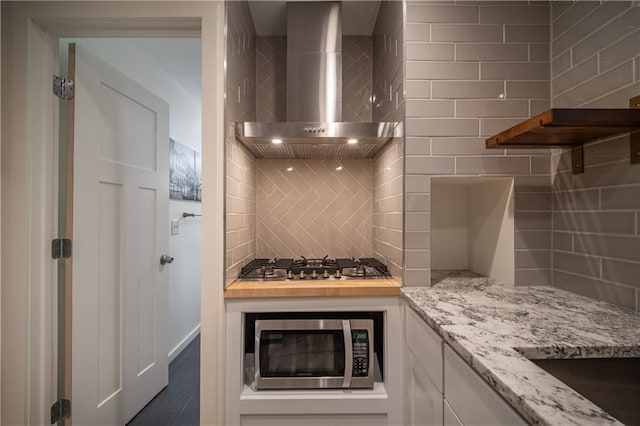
406,307,444,393
444,345,526,426
444,399,463,426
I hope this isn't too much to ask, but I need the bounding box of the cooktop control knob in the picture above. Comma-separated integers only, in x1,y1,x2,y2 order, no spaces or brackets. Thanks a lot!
287,270,294,279
311,270,318,279
299,270,306,279
323,270,330,279
335,269,342,278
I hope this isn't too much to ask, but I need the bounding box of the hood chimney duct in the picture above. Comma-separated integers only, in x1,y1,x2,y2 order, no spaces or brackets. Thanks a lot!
286,2,342,122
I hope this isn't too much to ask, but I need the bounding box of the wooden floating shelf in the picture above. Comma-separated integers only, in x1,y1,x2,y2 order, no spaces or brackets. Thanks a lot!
486,105,640,174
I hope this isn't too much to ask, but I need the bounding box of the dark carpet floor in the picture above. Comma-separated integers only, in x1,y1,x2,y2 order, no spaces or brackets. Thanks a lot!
126,334,200,426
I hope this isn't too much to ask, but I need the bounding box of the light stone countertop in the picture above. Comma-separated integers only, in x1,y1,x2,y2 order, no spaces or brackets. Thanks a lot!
401,270,640,426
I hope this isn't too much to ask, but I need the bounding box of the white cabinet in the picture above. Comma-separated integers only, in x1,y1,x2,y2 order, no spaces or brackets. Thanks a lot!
404,307,527,426
225,297,404,426
443,345,527,426
405,307,444,426
443,400,463,426
405,308,444,392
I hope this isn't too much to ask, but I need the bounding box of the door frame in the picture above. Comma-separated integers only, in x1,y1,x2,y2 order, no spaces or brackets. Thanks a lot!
0,2,226,425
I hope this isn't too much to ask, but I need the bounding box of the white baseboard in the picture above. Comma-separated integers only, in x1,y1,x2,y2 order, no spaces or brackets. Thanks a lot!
168,324,201,363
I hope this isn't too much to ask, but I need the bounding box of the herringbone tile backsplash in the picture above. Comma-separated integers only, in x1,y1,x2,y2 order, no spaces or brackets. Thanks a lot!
256,36,286,122
256,159,373,259
343,36,373,122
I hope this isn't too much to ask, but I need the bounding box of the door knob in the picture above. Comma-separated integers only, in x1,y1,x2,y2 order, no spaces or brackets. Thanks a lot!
160,254,174,265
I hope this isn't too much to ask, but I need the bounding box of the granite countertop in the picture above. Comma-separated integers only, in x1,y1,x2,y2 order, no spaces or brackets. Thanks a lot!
401,270,640,426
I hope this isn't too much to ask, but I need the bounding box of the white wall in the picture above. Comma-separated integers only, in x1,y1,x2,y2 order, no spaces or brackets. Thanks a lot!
62,38,202,360
468,180,515,285
431,184,468,270
431,178,514,285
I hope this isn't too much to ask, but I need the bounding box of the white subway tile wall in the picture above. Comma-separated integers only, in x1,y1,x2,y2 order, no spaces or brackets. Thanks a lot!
551,0,640,311
225,2,257,287
373,138,404,279
371,1,405,278
405,0,552,286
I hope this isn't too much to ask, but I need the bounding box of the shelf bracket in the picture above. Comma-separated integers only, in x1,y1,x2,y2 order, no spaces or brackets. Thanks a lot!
571,146,584,175
631,96,640,165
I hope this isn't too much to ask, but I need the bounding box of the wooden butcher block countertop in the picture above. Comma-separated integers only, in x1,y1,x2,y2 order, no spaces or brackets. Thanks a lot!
224,278,402,299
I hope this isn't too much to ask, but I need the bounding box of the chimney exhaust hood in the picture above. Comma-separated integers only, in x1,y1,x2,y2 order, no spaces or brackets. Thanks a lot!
235,1,401,159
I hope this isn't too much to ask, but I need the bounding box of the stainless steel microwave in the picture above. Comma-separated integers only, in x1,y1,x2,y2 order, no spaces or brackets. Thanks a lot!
254,318,374,390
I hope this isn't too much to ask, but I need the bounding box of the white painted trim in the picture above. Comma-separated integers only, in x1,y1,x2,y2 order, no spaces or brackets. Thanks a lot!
200,6,228,425
168,325,201,363
1,3,225,426
0,5,3,420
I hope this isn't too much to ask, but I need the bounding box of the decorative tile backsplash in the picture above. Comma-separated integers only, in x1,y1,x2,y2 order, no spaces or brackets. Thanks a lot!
225,1,256,123
225,1,256,286
373,137,404,280
373,1,404,123
256,36,286,122
256,159,373,259
343,36,373,122
226,128,257,287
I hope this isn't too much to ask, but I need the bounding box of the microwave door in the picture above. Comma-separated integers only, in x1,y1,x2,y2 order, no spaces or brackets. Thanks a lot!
254,319,348,389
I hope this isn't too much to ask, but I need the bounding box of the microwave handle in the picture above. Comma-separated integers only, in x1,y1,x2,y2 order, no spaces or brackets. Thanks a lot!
342,320,353,388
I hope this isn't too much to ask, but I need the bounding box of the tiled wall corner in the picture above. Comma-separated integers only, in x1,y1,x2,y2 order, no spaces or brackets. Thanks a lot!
226,1,256,123
256,36,286,122
225,1,257,286
551,1,640,311
373,1,405,123
373,138,404,280
225,130,257,287
256,160,373,258
405,0,553,287
344,36,373,122
371,1,405,281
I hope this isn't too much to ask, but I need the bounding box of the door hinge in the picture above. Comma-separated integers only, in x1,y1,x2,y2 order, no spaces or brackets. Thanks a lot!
53,76,74,100
50,398,71,424
51,238,72,259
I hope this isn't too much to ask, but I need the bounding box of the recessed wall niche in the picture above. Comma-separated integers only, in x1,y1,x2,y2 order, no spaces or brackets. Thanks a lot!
431,177,515,285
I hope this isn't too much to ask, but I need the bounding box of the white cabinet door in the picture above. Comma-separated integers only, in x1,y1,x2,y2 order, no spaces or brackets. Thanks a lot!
409,352,444,426
405,307,444,426
405,307,444,392
240,414,388,426
444,399,463,426
444,345,526,426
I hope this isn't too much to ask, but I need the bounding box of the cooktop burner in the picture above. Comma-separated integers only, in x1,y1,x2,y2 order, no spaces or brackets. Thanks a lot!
238,256,391,281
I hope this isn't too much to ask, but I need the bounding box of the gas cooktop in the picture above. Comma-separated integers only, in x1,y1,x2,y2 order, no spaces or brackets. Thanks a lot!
238,256,390,281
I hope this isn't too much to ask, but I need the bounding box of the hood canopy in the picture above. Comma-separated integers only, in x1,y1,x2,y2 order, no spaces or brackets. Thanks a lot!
235,1,401,159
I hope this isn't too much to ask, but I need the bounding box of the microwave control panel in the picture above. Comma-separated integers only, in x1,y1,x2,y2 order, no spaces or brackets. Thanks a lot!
351,330,370,377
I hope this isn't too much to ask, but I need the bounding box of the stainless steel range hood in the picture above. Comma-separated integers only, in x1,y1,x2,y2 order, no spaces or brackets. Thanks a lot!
235,1,401,159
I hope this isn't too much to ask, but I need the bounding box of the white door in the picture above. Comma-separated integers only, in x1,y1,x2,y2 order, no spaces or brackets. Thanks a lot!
70,43,170,425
